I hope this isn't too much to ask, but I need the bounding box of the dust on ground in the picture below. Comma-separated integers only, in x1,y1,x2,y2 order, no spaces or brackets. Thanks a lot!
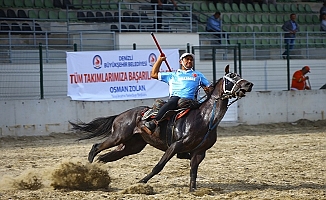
0,119,325,199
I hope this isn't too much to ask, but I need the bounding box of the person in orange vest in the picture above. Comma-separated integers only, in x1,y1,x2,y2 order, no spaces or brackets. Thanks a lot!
290,66,311,90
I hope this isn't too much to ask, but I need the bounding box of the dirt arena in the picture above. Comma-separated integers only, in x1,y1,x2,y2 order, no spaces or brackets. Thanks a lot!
0,119,325,199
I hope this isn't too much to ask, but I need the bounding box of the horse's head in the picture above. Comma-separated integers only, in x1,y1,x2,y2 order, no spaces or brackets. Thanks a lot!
208,65,253,100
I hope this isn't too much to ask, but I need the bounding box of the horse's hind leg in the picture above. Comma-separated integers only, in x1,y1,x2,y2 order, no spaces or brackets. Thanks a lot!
97,134,147,162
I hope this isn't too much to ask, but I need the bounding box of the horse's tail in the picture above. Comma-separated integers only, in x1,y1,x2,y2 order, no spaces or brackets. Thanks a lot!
69,115,118,141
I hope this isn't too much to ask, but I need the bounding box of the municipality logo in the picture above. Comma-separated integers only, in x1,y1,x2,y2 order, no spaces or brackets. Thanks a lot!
93,55,102,70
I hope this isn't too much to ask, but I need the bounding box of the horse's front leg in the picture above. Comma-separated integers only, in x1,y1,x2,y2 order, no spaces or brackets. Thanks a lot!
189,152,206,192
139,141,182,183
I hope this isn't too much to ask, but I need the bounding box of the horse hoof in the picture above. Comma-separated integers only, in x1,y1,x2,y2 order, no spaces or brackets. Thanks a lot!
138,179,147,184
88,144,99,163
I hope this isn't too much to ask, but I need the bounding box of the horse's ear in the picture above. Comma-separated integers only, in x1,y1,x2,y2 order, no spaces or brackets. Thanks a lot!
225,64,230,74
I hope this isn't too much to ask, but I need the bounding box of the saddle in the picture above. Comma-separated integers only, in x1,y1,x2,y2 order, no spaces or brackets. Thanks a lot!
141,98,200,146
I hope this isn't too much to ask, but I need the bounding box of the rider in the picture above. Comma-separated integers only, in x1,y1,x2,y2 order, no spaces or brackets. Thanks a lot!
141,52,211,135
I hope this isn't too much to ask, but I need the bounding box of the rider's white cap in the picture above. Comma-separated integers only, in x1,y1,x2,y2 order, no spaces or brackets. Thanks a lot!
179,53,195,60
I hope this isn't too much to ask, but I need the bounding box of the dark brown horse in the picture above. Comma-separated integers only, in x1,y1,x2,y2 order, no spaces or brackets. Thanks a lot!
70,65,253,192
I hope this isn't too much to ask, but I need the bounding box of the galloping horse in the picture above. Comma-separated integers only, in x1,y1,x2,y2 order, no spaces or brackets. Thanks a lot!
70,65,253,192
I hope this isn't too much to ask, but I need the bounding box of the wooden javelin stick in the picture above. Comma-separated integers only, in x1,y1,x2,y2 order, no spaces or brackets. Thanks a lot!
150,32,172,72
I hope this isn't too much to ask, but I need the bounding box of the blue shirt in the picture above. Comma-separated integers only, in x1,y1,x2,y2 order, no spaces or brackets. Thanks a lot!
206,15,222,32
158,69,210,100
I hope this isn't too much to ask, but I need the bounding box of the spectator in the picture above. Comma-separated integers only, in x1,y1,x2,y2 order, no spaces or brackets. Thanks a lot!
320,14,326,31
151,0,177,30
282,13,299,59
206,12,230,44
319,0,326,21
291,66,311,90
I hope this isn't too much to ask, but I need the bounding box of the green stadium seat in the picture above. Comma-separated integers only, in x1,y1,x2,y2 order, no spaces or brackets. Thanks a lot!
269,4,277,13
49,10,59,20
313,25,320,32
4,0,14,7
73,0,82,9
269,25,277,35
28,10,38,19
261,15,268,23
222,25,230,32
253,25,260,33
276,26,283,33
24,0,33,8
276,4,284,13
44,0,54,8
238,13,246,23
283,4,291,13
247,3,255,12
245,25,253,32
223,14,231,24
35,0,44,8
300,25,307,31
312,15,319,24
254,15,262,23
290,4,298,13
230,14,239,24
245,38,253,48
0,0,4,7
304,4,313,13
230,26,237,32
216,3,224,12
305,15,313,24
254,4,262,12
276,14,284,23
199,14,207,23
262,4,269,12
297,4,305,13
197,25,205,32
69,12,78,21
269,38,279,48
59,10,67,20
224,3,232,12
193,2,200,12
269,15,277,24
82,0,92,9
208,2,217,12
298,15,306,24
231,3,240,12
14,0,24,7
306,25,313,33
238,25,245,33
261,26,269,33
92,0,101,9
38,10,48,19
200,2,209,12
314,38,323,48
239,3,247,12
100,0,109,10
246,14,254,24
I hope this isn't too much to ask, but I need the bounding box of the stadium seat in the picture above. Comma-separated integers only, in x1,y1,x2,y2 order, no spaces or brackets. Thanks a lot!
33,23,45,35
193,2,200,12
238,14,246,23
200,2,209,12
54,0,63,8
269,15,277,24
49,10,59,20
113,12,119,22
38,10,48,19
246,14,254,24
11,22,21,35
297,4,305,13
110,24,119,32
21,22,32,34
305,15,313,24
100,0,109,10
269,4,277,13
290,4,298,13
312,15,319,24
0,9,6,18
44,0,54,8
14,0,24,7
91,0,101,9
63,0,74,9
254,15,262,24
34,0,44,8
231,3,240,12
199,14,207,23
245,25,253,32
230,14,239,24
222,25,230,32
103,11,112,22
121,24,128,32
254,4,262,12
261,15,268,23
131,12,139,22
247,3,255,12
276,14,284,24
223,14,231,24
224,3,232,12
17,9,28,19
237,25,245,33
304,4,313,13
82,0,92,9
0,22,10,34
95,11,104,22
208,2,216,12
28,10,38,19
261,4,269,12
7,9,17,20
283,4,291,13
73,0,82,9
122,11,132,22
298,15,305,24
85,11,95,22
4,0,14,7
216,3,224,12
276,4,284,13
59,10,67,20
77,11,86,21
24,0,34,8
239,3,247,12
129,24,137,32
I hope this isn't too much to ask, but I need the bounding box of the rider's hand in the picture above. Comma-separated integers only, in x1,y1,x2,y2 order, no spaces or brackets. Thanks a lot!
305,76,309,80
160,53,165,57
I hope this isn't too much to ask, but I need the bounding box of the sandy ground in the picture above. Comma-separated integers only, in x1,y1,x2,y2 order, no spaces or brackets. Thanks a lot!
0,119,325,200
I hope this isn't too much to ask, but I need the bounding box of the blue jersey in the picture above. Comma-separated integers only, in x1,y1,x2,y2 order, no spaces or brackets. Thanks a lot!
158,69,210,100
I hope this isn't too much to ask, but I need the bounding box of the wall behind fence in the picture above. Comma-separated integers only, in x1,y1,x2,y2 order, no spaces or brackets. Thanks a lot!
1,90,325,137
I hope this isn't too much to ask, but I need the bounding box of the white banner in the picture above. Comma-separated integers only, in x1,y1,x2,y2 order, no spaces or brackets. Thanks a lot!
67,49,179,101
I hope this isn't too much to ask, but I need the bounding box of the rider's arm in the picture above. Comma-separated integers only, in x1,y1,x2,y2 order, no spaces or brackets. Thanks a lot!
151,56,166,79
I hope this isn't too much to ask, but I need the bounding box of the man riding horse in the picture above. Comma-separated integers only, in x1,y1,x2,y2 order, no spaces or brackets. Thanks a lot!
141,52,211,134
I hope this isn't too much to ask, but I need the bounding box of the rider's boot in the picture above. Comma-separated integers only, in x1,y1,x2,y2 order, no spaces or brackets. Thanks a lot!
141,120,158,135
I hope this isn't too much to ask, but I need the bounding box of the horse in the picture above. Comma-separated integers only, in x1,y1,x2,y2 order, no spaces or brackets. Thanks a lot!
70,65,253,192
